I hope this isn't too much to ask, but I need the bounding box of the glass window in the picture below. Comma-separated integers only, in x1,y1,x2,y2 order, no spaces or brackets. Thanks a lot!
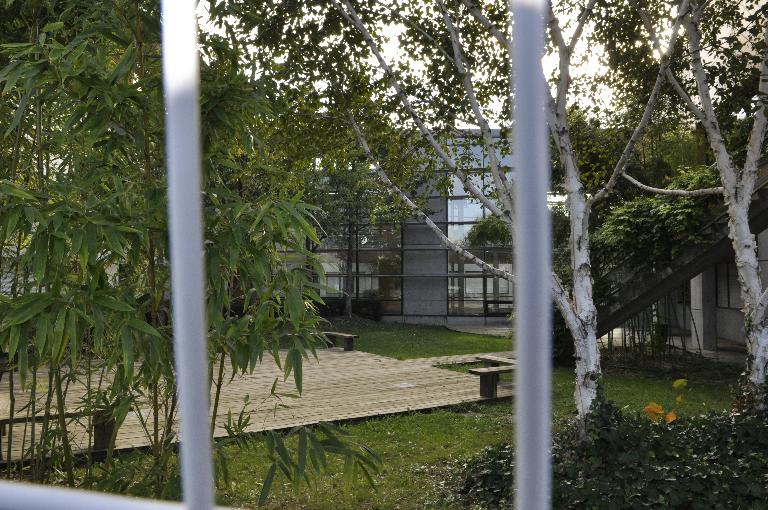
486,250,514,273
318,232,351,250
716,263,730,308
448,223,473,245
448,276,485,315
358,225,401,249
448,251,483,273
319,275,348,297
727,263,743,308
317,251,350,274
358,276,402,300
450,173,484,197
380,300,403,315
358,251,401,274
448,198,484,222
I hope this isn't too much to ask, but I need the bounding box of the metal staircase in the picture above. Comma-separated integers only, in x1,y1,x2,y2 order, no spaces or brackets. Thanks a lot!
596,173,768,337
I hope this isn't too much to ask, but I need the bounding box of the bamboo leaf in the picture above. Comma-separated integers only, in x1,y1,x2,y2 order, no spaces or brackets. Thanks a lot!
127,318,162,338
0,295,53,330
35,317,48,352
7,325,20,360
51,307,68,364
41,21,64,32
18,336,28,387
0,181,35,201
94,294,135,312
257,463,277,507
67,310,79,365
121,327,134,381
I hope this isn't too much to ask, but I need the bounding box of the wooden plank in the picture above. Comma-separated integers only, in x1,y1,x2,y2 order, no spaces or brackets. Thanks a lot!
0,349,513,461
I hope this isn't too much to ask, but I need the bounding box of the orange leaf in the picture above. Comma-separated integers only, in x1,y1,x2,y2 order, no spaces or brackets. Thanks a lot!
665,411,678,424
643,402,664,422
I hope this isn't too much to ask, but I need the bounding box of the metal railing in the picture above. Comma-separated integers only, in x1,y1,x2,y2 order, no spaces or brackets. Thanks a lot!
0,0,552,508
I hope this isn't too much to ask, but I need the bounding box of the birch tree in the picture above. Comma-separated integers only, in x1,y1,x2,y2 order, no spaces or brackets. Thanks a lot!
614,0,768,402
320,0,692,417
226,0,687,417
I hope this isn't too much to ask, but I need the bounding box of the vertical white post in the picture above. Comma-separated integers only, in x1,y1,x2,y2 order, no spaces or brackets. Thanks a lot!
160,2,215,510
512,0,552,509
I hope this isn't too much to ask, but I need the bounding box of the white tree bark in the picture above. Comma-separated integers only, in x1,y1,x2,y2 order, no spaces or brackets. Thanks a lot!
634,1,768,398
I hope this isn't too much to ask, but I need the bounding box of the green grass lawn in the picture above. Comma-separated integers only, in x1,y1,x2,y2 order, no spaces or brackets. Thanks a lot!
98,322,740,509
326,317,512,359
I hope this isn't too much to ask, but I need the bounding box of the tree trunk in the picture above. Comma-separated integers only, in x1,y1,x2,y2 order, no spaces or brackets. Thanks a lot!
727,196,768,400
345,222,354,318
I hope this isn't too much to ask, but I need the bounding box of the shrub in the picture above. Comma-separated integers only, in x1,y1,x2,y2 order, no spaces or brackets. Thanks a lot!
454,390,768,509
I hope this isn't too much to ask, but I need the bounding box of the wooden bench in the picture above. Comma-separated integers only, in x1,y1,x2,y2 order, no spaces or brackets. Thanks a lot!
321,331,357,351
0,409,116,462
469,366,514,398
475,355,516,367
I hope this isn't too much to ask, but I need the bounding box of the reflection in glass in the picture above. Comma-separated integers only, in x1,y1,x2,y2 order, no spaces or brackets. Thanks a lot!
317,251,349,274
319,275,348,297
448,251,483,273
358,276,402,300
448,223,473,244
448,198,484,222
358,251,402,274
358,225,401,249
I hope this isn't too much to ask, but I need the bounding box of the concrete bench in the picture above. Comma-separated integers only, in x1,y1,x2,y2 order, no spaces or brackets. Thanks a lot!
321,331,357,351
469,366,514,398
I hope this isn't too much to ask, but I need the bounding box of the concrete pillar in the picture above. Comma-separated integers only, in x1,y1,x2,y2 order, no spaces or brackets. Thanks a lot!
690,267,717,350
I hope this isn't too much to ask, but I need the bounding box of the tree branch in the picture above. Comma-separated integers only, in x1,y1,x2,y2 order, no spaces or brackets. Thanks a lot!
460,0,514,127
568,0,598,54
683,6,738,194
632,0,706,123
349,114,512,280
742,22,768,194
350,113,584,339
621,171,723,196
589,0,689,205
334,0,509,220
437,0,515,214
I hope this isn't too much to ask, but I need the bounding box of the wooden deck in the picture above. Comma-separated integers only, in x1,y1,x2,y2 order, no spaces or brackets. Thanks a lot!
0,349,514,461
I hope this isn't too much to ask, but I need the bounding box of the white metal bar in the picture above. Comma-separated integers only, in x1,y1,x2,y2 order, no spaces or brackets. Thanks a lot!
512,0,552,509
0,481,184,510
0,5,215,510
160,1,215,510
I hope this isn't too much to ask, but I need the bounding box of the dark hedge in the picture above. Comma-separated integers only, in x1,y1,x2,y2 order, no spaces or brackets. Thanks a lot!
454,391,768,509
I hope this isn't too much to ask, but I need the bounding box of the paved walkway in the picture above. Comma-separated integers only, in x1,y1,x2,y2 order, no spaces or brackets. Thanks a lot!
0,349,515,461
600,329,746,365
447,325,513,337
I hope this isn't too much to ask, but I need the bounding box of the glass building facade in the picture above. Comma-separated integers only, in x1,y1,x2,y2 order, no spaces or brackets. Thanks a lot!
316,142,514,324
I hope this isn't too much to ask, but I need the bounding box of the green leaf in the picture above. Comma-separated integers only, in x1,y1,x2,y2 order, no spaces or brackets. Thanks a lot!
109,42,136,84
34,316,48,352
94,294,135,312
0,181,35,201
1,295,53,330
7,325,20,360
51,307,68,364
17,336,28,387
284,349,303,394
67,310,79,365
258,463,277,507
296,430,307,490
121,328,134,381
286,288,304,323
41,21,64,33
6,89,31,136
127,318,162,338
104,229,126,258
